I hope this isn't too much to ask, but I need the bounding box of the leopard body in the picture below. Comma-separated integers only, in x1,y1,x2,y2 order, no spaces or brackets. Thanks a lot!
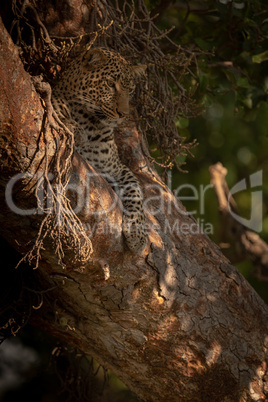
51,48,147,252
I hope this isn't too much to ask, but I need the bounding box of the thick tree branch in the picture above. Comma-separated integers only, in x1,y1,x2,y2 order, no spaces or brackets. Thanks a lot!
0,16,268,402
210,162,268,282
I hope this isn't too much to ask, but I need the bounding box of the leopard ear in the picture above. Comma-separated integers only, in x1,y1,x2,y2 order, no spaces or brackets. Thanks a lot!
82,48,107,68
132,64,147,77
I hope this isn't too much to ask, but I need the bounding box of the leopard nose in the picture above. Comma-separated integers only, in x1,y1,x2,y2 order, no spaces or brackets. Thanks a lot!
117,94,130,116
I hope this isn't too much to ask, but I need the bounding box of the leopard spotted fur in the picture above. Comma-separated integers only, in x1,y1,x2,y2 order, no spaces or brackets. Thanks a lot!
51,48,147,253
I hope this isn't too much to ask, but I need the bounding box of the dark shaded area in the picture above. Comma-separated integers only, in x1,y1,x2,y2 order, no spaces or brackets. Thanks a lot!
0,236,33,340
0,328,139,402
0,236,138,401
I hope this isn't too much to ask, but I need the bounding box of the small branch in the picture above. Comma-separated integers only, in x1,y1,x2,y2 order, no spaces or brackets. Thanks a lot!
209,162,268,281
21,0,58,52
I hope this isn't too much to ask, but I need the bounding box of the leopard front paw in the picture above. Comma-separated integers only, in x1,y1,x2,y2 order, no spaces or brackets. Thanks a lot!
122,214,147,253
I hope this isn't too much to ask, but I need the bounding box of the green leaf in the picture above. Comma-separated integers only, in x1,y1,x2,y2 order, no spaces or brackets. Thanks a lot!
194,37,212,51
237,77,251,89
252,50,268,64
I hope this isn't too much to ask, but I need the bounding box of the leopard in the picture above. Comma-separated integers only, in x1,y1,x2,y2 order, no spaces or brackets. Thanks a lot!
51,47,147,253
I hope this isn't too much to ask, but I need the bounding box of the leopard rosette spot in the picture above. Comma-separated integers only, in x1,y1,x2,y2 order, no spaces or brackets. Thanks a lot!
52,47,147,253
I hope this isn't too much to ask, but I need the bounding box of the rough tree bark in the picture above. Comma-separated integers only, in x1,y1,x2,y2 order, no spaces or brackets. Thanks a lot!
0,13,268,402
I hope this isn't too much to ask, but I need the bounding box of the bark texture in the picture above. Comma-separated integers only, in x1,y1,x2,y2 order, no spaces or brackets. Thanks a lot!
0,16,268,402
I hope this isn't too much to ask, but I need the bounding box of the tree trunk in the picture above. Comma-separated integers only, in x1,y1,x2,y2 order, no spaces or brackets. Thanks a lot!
0,13,268,402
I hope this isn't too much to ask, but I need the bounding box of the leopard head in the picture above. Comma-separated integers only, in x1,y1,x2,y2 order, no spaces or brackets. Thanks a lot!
54,48,146,124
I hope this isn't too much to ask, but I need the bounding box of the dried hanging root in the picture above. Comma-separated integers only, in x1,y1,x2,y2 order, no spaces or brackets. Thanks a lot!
18,77,93,270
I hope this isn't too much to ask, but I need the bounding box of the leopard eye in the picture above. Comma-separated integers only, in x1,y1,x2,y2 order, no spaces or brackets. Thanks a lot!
107,79,115,88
